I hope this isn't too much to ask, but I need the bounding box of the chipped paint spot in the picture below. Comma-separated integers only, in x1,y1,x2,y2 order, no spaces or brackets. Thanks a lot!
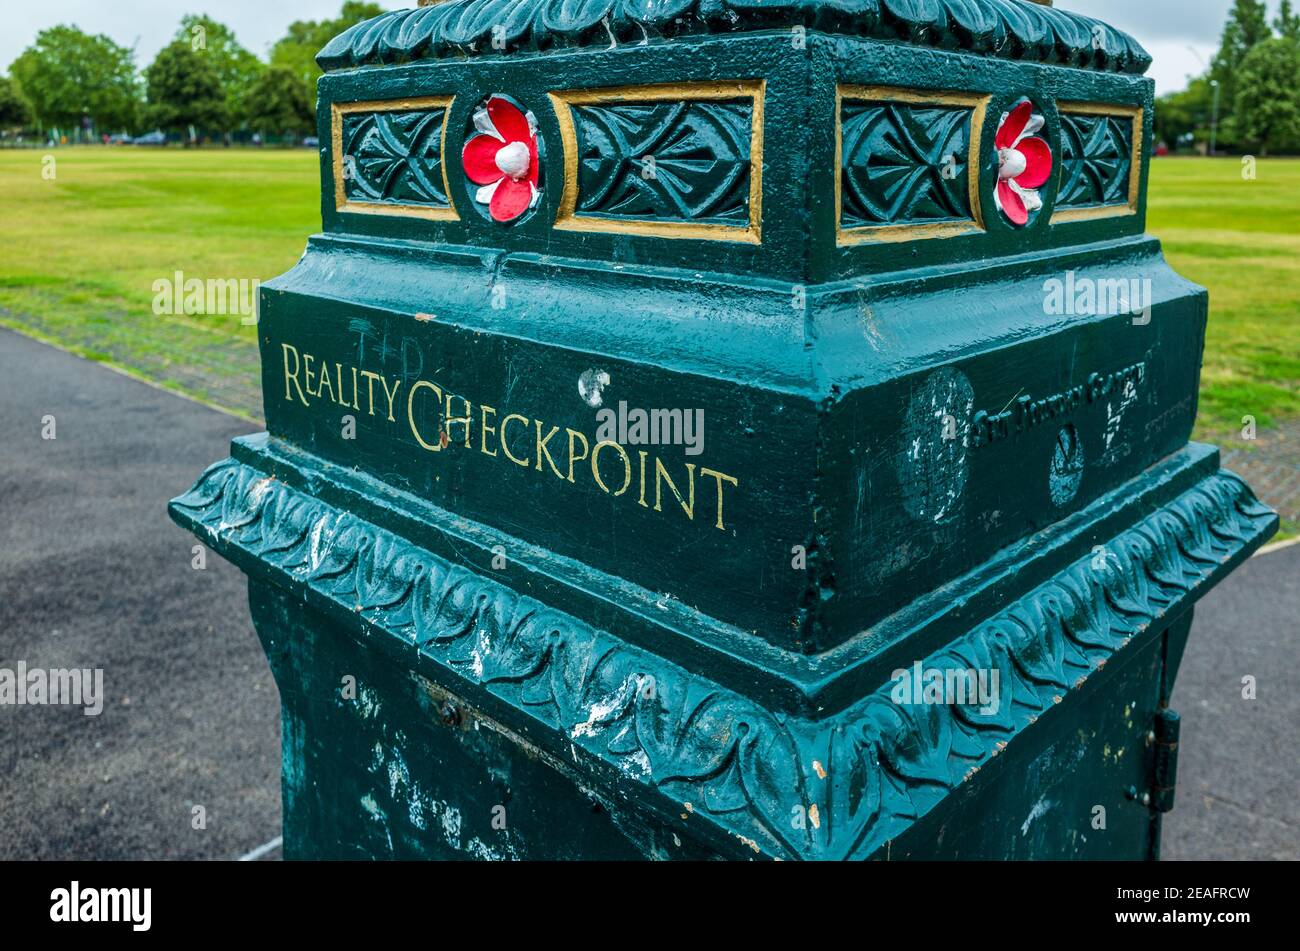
360,793,393,852
357,684,382,720
1049,424,1084,506
307,516,330,571
808,804,821,829
734,833,762,854
1020,797,1054,836
620,749,651,778
441,804,462,842
571,674,640,739
812,760,827,779
897,367,974,524
408,793,427,830
578,368,610,408
249,476,275,504
387,755,410,799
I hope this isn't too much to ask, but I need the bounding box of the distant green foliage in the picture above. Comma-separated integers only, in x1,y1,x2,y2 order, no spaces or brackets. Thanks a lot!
246,67,315,138
270,2,384,112
9,26,139,133
1276,0,1300,41
0,76,33,130
175,15,265,130
145,42,228,138
1234,39,1300,154
1155,77,1216,150
5,5,380,138
1159,0,1300,155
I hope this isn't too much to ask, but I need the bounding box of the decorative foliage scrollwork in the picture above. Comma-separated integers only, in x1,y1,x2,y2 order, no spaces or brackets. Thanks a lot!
1057,112,1135,209
341,109,450,208
317,1,1152,76
171,459,1272,859
571,100,753,225
840,101,974,229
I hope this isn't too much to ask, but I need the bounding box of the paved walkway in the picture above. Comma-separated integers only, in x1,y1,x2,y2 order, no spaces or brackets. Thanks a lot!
0,327,1294,860
0,328,278,860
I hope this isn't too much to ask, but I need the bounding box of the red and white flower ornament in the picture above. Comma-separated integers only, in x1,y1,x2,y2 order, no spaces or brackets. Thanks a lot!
993,100,1053,227
461,96,540,223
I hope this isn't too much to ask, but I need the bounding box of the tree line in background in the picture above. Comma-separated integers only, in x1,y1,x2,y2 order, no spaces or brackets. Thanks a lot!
1158,0,1300,155
0,2,383,144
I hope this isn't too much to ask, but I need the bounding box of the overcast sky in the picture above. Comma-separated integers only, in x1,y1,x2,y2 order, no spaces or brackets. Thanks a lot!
0,1,1286,95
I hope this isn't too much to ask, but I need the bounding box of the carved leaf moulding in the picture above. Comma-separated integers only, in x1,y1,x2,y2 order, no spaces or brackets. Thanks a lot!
331,85,1144,245
840,100,975,229
170,461,1270,859
571,99,754,225
1057,110,1135,209
317,0,1152,76
341,108,452,207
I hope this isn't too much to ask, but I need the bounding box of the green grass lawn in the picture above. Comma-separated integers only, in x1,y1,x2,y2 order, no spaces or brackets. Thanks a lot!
0,148,1296,438
1146,157,1300,442
0,147,319,418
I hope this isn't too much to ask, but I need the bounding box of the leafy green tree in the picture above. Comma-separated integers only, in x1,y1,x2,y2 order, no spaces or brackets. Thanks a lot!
0,76,33,130
144,41,228,139
1210,0,1273,146
1277,0,1300,41
245,66,315,138
1234,38,1300,155
174,15,264,129
1155,77,1216,149
9,26,139,133
270,2,383,111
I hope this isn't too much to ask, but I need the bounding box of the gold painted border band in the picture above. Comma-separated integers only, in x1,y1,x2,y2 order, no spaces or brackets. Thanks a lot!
331,96,458,222
1050,102,1144,225
835,85,991,246
548,81,765,244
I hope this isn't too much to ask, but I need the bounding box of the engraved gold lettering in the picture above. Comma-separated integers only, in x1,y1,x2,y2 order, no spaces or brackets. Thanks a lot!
360,371,382,416
592,440,632,496
446,394,473,448
480,405,498,457
317,360,335,403
565,428,588,482
379,375,402,423
655,459,696,520
502,414,531,467
407,380,444,452
535,421,565,479
700,467,739,531
282,343,308,406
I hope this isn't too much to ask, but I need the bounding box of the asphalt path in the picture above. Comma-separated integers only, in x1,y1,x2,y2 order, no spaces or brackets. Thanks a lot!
0,328,279,860
0,327,1294,860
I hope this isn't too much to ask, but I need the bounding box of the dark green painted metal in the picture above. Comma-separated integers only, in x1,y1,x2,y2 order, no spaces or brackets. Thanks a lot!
341,109,452,208
570,99,755,226
171,0,1276,859
316,1,1153,75
840,101,976,228
1057,111,1135,209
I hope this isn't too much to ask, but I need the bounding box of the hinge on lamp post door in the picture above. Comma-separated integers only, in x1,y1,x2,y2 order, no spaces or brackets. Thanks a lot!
1152,709,1181,813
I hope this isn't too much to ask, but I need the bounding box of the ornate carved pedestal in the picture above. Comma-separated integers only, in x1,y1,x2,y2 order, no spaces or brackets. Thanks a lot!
172,2,1276,859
